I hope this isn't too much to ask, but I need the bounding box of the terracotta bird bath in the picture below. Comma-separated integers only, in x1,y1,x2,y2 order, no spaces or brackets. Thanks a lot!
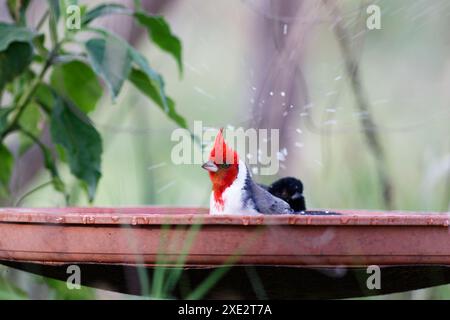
1,207,450,299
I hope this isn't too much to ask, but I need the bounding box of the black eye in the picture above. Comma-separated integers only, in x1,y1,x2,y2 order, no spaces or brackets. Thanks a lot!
220,163,231,169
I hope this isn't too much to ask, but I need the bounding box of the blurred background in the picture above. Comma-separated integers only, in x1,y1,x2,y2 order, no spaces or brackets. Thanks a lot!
0,0,449,299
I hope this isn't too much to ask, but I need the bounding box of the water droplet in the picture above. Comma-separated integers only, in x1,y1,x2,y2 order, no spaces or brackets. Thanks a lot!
295,142,304,148
323,120,337,126
300,112,308,117
252,167,259,175
283,111,288,117
334,75,342,81
269,91,274,96
372,99,389,105
280,91,286,97
296,128,302,134
147,162,167,171
277,151,286,161
283,24,288,35
326,108,336,113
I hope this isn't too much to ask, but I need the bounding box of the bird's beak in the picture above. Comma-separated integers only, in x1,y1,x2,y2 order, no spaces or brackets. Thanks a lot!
202,160,219,172
291,192,303,200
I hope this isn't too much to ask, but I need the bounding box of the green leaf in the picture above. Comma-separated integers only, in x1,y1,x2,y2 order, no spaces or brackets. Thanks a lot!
0,42,33,92
18,102,41,155
0,23,35,51
0,23,35,91
51,60,102,113
50,97,102,201
82,3,132,26
35,83,55,111
129,68,187,129
85,37,132,99
41,143,66,194
17,126,66,195
0,107,14,136
134,12,183,74
0,143,13,197
85,28,185,127
85,28,169,111
19,103,40,133
33,34,49,57
128,46,169,112
6,69,34,102
7,0,31,24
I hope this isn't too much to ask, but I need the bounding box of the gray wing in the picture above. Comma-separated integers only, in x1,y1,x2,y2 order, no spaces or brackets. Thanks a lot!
249,180,293,214
257,183,269,191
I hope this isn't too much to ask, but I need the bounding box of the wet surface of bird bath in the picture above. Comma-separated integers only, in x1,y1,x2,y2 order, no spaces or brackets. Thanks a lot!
1,207,450,298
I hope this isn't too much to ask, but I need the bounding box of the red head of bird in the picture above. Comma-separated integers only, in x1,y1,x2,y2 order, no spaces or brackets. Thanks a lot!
201,128,240,210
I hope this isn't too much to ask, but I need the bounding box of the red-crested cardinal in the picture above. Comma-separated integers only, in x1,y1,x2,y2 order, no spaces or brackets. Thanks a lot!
201,129,294,215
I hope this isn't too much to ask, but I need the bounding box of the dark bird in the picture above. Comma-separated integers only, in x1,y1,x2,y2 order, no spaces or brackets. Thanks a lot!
266,177,306,212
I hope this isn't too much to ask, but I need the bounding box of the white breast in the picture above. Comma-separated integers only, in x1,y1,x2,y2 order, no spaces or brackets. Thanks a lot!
209,160,260,215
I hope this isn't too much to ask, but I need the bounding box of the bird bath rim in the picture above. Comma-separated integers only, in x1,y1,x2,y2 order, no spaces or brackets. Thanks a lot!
0,207,449,226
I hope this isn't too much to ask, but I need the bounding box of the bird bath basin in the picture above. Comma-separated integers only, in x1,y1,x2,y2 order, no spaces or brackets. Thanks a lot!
1,207,450,298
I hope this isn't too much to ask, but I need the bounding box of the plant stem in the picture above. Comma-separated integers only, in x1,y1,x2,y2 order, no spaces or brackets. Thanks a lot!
18,125,68,204
1,44,59,139
322,0,394,209
36,10,49,31
18,126,46,151
49,11,58,47
14,181,53,207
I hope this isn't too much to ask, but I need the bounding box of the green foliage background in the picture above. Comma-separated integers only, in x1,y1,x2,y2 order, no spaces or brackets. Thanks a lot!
0,0,449,300
0,0,186,203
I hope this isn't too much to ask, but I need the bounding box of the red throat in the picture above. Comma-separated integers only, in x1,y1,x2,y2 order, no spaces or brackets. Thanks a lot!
208,129,239,209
